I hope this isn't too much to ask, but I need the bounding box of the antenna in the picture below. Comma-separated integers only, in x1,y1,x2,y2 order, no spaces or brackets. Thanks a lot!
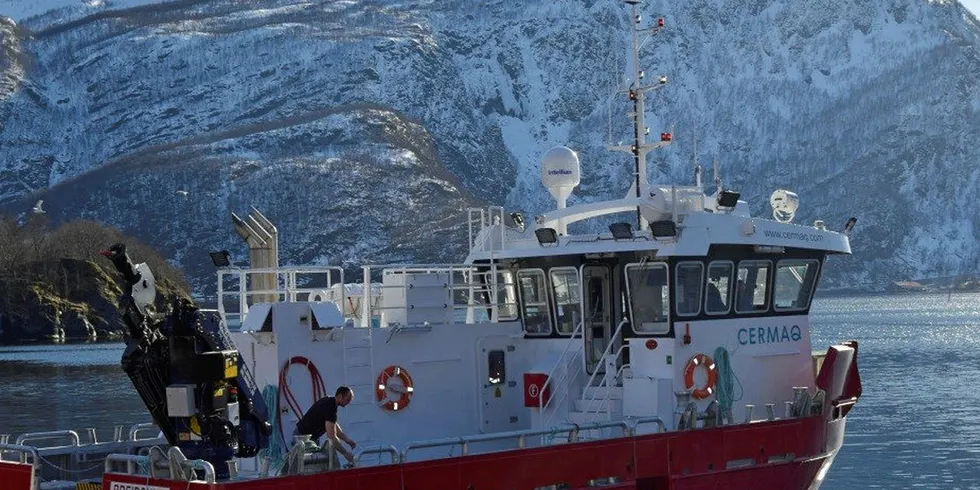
713,156,721,193
693,121,700,188
608,0,670,230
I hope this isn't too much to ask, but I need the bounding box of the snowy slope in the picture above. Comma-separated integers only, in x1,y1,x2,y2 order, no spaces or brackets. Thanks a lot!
1,0,979,294
0,0,163,23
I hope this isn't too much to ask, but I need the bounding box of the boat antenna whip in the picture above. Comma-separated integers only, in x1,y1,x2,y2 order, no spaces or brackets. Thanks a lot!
609,0,671,230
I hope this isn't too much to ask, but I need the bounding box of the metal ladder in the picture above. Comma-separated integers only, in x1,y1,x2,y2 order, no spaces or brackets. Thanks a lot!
340,326,377,452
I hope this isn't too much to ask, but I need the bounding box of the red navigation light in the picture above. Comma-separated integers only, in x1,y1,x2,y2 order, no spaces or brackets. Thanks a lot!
645,339,658,350
658,17,665,27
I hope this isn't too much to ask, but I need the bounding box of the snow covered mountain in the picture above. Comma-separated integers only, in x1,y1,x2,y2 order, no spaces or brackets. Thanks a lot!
1,0,979,296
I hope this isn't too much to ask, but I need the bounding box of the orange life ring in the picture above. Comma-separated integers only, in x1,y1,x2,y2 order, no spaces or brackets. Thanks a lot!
683,353,717,400
375,365,414,411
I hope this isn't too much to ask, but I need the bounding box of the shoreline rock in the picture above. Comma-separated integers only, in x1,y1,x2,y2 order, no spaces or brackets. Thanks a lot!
0,258,190,344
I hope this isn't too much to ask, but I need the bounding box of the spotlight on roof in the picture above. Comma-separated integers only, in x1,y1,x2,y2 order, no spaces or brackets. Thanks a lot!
609,222,634,240
209,250,231,268
718,190,740,208
650,220,677,238
842,217,857,236
510,212,525,231
534,228,558,247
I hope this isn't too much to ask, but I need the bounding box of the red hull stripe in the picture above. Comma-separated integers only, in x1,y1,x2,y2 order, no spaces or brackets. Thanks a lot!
93,415,844,490
0,461,34,490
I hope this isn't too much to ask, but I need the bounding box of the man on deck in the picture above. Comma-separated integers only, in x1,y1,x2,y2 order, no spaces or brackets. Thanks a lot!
294,386,357,464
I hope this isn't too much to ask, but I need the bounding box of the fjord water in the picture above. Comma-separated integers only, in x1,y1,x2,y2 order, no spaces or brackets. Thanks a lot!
2,293,979,489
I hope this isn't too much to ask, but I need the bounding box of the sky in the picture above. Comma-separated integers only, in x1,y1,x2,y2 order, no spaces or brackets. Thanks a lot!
964,1,980,17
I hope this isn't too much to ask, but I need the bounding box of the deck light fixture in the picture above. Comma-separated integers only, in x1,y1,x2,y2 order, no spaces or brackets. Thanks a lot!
534,227,558,246
650,220,677,238
511,212,525,232
718,190,740,208
609,222,634,240
209,250,231,268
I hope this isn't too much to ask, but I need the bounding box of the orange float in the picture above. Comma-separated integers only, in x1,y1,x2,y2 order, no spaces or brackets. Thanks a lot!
683,353,717,400
375,365,414,411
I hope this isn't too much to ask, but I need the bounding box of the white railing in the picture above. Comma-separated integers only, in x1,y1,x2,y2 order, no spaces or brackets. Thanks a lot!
581,343,631,418
579,319,630,418
538,321,585,430
359,263,517,328
400,420,638,462
218,263,519,330
217,266,345,328
467,206,507,253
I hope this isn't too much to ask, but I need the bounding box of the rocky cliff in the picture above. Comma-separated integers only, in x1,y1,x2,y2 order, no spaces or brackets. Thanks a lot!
0,257,190,342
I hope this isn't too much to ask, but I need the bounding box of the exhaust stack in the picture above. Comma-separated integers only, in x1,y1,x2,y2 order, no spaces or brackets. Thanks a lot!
231,207,279,305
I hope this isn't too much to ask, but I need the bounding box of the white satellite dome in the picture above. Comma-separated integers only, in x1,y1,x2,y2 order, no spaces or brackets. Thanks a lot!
540,146,580,209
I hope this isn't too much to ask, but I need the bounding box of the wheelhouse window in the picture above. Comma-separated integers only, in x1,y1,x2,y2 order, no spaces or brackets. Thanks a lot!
705,261,734,315
675,262,703,317
494,270,518,321
774,259,820,311
625,262,669,334
518,269,552,335
735,260,770,313
550,267,581,335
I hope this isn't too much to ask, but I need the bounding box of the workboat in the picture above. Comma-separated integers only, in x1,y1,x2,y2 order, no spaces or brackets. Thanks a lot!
0,2,862,489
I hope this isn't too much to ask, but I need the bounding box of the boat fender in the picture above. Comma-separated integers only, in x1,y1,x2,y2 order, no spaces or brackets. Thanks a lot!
376,365,414,411
683,353,718,400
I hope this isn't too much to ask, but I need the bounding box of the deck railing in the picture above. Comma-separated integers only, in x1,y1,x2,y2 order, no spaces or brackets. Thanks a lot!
216,262,518,330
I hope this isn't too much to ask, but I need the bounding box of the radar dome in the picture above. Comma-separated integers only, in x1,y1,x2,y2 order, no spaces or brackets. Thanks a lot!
540,146,580,209
769,189,799,223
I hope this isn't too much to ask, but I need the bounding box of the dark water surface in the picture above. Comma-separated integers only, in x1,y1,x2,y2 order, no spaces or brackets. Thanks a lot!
0,342,148,440
2,293,980,488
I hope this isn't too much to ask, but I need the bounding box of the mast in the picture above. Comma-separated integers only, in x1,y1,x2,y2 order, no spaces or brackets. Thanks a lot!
609,0,671,230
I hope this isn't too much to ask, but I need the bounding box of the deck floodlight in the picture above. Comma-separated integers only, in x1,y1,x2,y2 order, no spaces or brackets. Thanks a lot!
511,212,525,231
650,220,677,238
210,250,231,267
609,222,634,240
718,190,740,208
534,227,559,246
842,217,857,236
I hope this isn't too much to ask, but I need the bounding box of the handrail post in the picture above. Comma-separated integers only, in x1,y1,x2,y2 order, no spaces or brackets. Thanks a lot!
490,262,499,322
362,267,371,328
217,271,225,323
239,270,247,314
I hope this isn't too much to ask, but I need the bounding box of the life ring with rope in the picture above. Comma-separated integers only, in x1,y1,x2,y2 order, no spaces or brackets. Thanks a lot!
375,365,414,411
683,353,717,400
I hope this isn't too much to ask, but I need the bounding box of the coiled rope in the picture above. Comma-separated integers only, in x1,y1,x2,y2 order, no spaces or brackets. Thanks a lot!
713,346,743,419
256,385,286,475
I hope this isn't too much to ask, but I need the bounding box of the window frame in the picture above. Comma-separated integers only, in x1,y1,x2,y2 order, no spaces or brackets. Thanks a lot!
624,261,671,335
674,261,704,318
704,260,735,316
493,269,519,321
549,266,582,336
517,268,553,336
772,258,821,312
734,259,772,314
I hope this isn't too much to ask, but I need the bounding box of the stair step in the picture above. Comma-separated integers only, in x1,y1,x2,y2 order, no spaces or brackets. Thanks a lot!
582,386,623,400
